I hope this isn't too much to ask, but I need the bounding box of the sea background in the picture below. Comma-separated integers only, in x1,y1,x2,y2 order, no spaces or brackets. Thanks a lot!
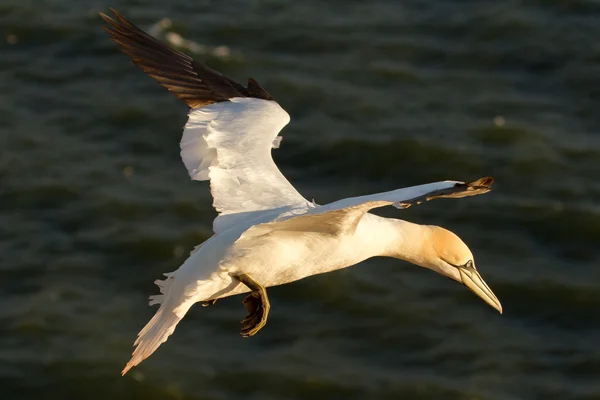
1,0,599,399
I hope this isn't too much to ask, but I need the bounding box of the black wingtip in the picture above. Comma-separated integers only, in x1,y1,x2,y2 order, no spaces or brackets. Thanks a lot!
99,9,275,107
466,176,494,189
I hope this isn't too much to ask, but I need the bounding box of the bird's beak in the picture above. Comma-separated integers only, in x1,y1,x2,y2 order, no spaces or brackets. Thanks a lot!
458,265,502,314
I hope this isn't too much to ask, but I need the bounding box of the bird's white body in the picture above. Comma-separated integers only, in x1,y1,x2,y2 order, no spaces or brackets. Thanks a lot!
162,212,419,311
100,9,501,376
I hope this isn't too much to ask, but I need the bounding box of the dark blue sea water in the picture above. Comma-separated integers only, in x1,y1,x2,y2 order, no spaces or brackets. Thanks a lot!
1,1,600,399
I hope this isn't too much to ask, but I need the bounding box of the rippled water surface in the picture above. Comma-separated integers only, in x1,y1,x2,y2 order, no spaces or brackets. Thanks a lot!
2,1,600,399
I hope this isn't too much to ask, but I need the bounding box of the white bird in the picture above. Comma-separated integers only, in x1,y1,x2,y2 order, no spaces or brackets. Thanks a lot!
100,9,502,376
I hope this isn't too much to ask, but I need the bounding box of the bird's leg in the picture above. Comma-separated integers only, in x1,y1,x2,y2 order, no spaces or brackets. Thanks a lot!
202,299,217,307
234,273,270,337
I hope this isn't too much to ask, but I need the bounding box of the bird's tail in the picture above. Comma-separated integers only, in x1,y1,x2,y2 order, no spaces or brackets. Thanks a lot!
121,267,222,375
122,304,186,375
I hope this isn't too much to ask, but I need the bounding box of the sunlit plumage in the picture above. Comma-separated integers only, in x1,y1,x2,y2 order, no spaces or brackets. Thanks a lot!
100,8,502,376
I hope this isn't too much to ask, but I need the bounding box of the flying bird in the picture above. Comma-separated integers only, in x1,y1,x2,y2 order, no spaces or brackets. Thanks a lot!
100,9,502,376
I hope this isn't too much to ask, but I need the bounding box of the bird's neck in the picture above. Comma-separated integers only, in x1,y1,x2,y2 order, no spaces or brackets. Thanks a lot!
354,214,431,266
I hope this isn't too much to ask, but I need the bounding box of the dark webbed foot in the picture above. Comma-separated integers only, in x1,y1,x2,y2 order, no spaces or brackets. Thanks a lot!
241,291,270,337
234,273,270,337
202,299,217,307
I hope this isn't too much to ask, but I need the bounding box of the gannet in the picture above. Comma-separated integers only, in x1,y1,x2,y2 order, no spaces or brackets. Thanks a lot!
100,9,502,376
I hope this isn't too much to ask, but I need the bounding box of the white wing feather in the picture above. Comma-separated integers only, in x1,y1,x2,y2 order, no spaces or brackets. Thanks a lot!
239,179,492,239
181,97,311,233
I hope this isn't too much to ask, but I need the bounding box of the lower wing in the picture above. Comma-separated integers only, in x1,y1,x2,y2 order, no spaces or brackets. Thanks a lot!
239,177,493,238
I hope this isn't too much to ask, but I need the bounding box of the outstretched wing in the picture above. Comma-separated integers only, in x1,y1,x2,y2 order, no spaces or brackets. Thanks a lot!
100,9,310,233
240,178,493,238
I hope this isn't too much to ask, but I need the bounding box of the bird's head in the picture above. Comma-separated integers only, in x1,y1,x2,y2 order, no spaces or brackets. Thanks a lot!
417,225,502,314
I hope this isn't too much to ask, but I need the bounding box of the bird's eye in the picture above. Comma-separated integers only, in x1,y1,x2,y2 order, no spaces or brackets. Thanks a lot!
463,260,474,269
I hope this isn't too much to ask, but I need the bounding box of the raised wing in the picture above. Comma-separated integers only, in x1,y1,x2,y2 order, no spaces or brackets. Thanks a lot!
100,9,310,233
240,177,493,239
182,98,310,233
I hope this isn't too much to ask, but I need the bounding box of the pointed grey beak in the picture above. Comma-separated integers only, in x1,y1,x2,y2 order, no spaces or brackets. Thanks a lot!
458,265,502,314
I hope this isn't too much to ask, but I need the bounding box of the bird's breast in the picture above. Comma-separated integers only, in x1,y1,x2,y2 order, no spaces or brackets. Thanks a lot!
226,231,367,288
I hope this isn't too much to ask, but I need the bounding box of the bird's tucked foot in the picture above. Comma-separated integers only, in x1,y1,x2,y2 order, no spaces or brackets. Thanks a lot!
202,299,217,307
234,273,270,337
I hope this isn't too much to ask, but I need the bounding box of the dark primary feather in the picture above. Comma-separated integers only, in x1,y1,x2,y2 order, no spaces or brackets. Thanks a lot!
99,8,273,108
397,177,494,208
